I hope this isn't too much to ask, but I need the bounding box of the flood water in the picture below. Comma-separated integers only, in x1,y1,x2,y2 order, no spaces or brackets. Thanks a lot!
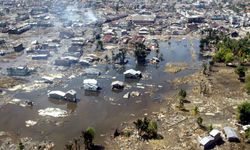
0,38,201,149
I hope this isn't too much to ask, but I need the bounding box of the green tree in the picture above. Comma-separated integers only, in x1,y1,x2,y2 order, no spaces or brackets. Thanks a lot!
133,117,158,139
213,47,229,62
113,48,127,64
235,65,247,81
245,75,250,94
224,52,234,63
197,117,203,127
207,124,213,132
192,106,199,115
134,42,148,64
178,89,187,99
147,121,158,138
81,127,95,150
237,102,250,125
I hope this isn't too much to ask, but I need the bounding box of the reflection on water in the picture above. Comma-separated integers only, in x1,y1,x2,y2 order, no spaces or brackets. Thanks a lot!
0,38,201,149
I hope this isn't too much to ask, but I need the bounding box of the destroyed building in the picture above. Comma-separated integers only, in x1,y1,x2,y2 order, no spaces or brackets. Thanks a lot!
83,79,100,91
7,66,30,76
127,14,156,25
124,69,142,79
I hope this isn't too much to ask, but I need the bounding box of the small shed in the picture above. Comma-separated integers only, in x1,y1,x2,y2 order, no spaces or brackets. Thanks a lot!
224,127,240,142
83,79,100,91
64,90,77,102
14,43,25,52
199,136,215,150
111,81,124,90
7,66,29,76
124,69,142,79
48,91,66,99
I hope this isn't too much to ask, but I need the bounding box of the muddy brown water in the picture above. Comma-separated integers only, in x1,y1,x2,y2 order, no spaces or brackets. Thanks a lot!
0,38,202,149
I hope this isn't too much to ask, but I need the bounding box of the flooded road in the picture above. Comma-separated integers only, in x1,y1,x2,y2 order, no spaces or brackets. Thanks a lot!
0,38,201,149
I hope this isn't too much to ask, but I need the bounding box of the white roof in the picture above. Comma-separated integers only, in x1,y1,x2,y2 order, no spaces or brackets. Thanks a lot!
124,69,141,75
79,59,90,63
48,90,66,96
83,57,94,60
83,79,98,85
139,27,149,31
32,54,48,57
62,56,78,61
224,127,238,139
199,136,214,146
111,81,124,86
42,76,54,81
66,89,76,95
243,125,250,131
209,129,220,137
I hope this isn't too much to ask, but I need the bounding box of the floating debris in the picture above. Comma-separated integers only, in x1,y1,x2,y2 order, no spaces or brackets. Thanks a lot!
25,120,37,127
130,91,141,97
38,108,68,117
123,92,130,99
164,63,188,73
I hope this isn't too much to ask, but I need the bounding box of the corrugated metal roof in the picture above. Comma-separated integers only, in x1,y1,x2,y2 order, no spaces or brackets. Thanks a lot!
124,69,141,75
48,90,66,97
199,136,214,146
224,127,239,139
209,129,220,137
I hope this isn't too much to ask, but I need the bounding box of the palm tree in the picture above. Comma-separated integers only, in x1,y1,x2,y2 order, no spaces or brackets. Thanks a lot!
235,65,247,82
81,127,95,150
